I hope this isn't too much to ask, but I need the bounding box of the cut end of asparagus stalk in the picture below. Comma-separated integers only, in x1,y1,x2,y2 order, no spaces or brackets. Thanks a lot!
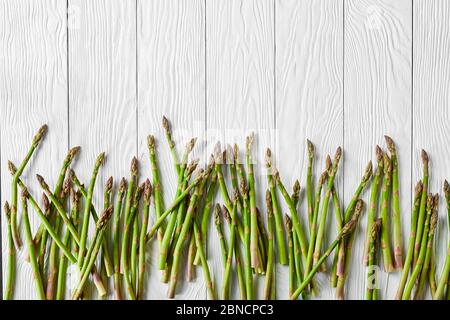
307,139,314,159
97,206,114,230
421,149,429,164
131,157,138,176
384,135,396,155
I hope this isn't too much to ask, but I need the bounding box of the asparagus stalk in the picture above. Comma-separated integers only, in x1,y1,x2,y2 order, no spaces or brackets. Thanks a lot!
193,221,217,300
363,146,384,265
265,148,288,265
385,136,403,269
366,218,381,300
121,183,144,300
145,170,205,242
3,202,15,300
222,203,237,300
414,150,429,265
69,169,114,276
402,193,435,300
306,139,315,230
37,193,51,274
415,194,439,299
335,161,373,276
379,153,394,272
73,206,114,300
429,253,437,298
113,178,127,300
285,214,295,298
330,186,342,287
186,233,197,281
256,208,268,270
313,148,345,265
162,116,181,176
336,199,365,299
131,183,144,293
78,152,106,269
291,181,305,284
435,180,450,299
167,165,211,298
240,180,253,299
396,181,423,299
138,180,152,299
10,124,48,250
305,170,328,278
56,189,81,300
214,204,228,265
21,189,46,299
290,204,363,300
246,134,261,270
264,190,275,300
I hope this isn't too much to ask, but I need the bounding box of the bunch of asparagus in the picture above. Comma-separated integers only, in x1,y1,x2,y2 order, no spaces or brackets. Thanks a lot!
3,120,450,300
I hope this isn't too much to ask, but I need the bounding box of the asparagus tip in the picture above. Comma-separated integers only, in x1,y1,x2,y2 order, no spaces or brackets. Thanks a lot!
131,156,138,175
427,193,433,211
265,148,272,167
33,124,49,145
162,116,170,132
106,176,113,193
444,180,450,197
62,177,72,197
214,204,221,225
371,218,382,241
384,135,396,153
430,211,438,230
334,146,343,163
7,160,17,175
421,149,429,164
363,161,373,182
222,205,231,224
147,135,155,149
36,174,48,190
4,201,11,218
97,206,114,230
239,179,248,197
214,141,222,162
433,193,439,208
42,193,50,211
319,171,328,185
265,189,272,208
68,146,81,159
144,179,152,202
284,214,292,232
119,177,127,194
375,145,383,163
325,155,332,172
383,153,392,174
21,187,29,200
96,152,106,167
187,137,197,152
293,179,300,194
233,188,240,202
246,133,255,151
233,144,239,162
414,180,423,199
307,139,314,157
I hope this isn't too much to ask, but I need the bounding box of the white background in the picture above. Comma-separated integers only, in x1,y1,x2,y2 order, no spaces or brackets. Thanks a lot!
1,0,449,300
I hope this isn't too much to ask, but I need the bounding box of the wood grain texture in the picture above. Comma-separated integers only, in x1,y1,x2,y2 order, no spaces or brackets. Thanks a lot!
413,0,450,300
68,0,136,299
0,0,68,299
276,0,343,300
137,0,206,300
344,0,411,300
206,0,274,299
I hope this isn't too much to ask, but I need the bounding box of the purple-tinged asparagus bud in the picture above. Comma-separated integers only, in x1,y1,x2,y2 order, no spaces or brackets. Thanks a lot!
284,214,292,233
214,204,221,226
131,157,138,176
334,147,342,165
21,187,30,201
42,193,50,214
36,174,50,192
4,201,11,220
307,139,314,159
97,206,114,230
325,155,332,174
62,178,72,198
319,171,328,186
375,145,384,164
147,135,155,150
362,161,373,183
223,205,231,224
162,116,175,149
162,116,170,133
421,149,429,164
144,179,152,204
8,160,17,175
119,177,127,194
444,180,450,199
32,124,49,146
105,176,113,194
384,135,396,155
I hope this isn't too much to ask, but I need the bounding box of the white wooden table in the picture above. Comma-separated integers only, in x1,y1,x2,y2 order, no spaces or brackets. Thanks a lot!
1,0,449,300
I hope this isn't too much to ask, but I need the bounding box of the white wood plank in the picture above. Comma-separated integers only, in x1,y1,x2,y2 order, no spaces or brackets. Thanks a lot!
344,0,411,300
137,0,206,300
0,0,68,299
68,0,136,299
276,0,344,300
413,0,450,300
206,0,275,300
